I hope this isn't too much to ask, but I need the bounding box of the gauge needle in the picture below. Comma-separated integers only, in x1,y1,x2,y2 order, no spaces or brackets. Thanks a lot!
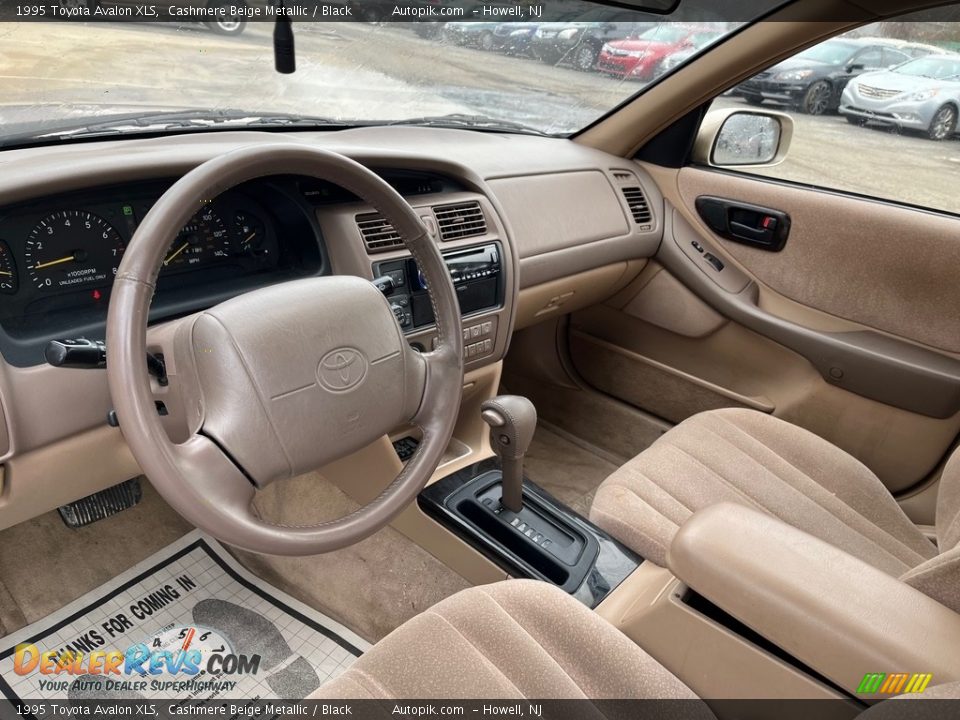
244,232,256,245
164,242,190,266
32,255,76,270
0,271,11,277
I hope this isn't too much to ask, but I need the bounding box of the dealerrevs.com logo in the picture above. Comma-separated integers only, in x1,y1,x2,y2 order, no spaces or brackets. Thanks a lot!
13,625,261,694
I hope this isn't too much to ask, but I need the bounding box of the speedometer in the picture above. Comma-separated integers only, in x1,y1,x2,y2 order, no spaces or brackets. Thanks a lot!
24,211,125,292
163,206,230,270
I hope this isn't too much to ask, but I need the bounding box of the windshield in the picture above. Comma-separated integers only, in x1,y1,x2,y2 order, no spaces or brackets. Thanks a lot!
796,40,857,65
893,56,960,79
636,25,693,43
0,1,779,145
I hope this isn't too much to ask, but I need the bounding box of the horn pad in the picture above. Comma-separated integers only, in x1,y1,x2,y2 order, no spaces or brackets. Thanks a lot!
185,275,424,485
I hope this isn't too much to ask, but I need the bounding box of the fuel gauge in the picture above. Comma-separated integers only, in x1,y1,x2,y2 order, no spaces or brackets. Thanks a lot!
0,240,18,294
234,211,266,254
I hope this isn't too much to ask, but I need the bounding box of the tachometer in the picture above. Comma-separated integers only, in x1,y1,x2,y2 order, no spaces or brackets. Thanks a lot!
0,240,18,294
164,206,230,270
24,211,125,291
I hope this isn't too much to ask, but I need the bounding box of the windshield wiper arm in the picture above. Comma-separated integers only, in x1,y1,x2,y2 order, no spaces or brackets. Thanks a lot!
383,114,549,136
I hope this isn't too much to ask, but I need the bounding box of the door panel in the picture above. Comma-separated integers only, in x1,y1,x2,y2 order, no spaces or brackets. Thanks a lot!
678,168,960,354
568,164,960,497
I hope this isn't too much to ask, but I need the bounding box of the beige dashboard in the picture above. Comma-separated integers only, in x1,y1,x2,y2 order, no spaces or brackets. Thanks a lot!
0,126,663,530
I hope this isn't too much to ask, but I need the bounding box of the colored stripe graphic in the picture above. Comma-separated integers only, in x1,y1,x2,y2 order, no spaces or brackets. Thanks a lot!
858,673,932,694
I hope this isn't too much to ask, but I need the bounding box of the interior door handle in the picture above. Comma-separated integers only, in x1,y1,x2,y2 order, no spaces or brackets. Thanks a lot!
729,221,769,242
696,196,791,251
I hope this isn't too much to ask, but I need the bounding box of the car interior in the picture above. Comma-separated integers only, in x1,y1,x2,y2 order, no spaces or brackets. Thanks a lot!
1,0,960,714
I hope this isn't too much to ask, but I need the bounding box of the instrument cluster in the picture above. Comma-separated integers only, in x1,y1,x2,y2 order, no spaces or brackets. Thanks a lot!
1,196,274,297
0,178,325,365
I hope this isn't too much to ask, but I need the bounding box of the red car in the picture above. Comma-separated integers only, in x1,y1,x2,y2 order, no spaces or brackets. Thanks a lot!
596,25,722,81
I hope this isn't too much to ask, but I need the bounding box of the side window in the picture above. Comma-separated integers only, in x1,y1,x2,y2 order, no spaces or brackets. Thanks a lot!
717,25,960,214
882,49,910,67
852,48,884,70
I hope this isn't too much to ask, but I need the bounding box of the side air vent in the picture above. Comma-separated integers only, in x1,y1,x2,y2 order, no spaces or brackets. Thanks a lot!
621,187,652,225
434,201,487,241
357,213,403,253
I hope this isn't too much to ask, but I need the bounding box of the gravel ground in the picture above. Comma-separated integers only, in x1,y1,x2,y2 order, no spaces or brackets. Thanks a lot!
1,20,958,212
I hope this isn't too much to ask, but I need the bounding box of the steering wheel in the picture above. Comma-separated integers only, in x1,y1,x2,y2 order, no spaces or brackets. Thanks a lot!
106,145,464,555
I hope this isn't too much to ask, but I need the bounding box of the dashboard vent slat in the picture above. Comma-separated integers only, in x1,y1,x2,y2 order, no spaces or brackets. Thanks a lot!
357,213,404,252
434,201,487,241
621,187,652,226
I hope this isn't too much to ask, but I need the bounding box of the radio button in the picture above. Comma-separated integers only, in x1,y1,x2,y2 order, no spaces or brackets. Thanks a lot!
481,321,492,336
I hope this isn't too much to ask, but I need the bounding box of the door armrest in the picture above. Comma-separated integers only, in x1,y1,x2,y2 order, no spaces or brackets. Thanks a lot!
667,503,960,697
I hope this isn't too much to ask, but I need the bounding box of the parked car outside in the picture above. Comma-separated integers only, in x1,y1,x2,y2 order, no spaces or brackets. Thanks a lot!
442,22,503,50
654,27,729,75
529,10,657,71
596,25,723,81
491,22,543,54
734,37,930,115
840,54,960,140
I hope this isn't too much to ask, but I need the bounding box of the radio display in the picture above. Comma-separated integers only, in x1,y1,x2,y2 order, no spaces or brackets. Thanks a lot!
374,243,503,332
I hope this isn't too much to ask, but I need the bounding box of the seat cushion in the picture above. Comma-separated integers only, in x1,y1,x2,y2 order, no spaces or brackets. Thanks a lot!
590,409,937,576
311,579,702,701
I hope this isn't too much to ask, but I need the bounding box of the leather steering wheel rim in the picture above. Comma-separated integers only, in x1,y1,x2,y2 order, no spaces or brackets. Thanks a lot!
106,144,464,555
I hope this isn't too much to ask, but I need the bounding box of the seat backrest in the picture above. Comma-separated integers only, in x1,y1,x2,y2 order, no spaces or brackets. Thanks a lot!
898,451,960,614
936,450,960,552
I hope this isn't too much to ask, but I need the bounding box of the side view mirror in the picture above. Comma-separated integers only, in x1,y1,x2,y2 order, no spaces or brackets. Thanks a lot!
692,108,794,168
846,62,865,72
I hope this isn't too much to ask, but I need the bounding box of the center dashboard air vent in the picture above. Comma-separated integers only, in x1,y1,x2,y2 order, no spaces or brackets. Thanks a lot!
357,213,403,252
434,201,486,241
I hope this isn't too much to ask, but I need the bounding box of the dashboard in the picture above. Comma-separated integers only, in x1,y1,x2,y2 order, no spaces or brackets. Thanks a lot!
0,127,663,533
0,177,326,366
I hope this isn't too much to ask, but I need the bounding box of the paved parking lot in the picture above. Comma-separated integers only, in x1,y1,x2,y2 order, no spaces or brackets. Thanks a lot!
1,21,958,212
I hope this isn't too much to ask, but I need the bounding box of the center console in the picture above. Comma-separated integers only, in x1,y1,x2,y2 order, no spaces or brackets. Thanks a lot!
418,394,640,609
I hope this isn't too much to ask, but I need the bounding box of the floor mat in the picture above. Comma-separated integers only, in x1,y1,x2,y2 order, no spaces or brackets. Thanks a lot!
524,425,620,517
0,530,369,702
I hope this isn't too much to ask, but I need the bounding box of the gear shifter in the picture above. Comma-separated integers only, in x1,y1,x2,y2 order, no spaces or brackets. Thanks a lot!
480,395,537,513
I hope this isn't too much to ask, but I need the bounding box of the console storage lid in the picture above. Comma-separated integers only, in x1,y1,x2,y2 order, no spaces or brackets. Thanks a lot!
667,503,960,697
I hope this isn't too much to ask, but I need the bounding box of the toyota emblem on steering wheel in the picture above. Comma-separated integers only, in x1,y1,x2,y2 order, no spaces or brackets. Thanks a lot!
318,347,368,392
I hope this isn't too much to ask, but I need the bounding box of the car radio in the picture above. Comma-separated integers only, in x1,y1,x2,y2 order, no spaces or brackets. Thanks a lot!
373,243,503,333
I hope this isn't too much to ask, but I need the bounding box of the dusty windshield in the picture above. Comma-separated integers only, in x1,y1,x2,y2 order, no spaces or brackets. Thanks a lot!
0,1,772,145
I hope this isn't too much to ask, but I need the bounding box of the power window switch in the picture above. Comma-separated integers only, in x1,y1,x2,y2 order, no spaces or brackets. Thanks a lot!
704,253,724,272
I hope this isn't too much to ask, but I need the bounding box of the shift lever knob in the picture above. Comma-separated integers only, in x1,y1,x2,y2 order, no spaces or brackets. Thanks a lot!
481,395,537,512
